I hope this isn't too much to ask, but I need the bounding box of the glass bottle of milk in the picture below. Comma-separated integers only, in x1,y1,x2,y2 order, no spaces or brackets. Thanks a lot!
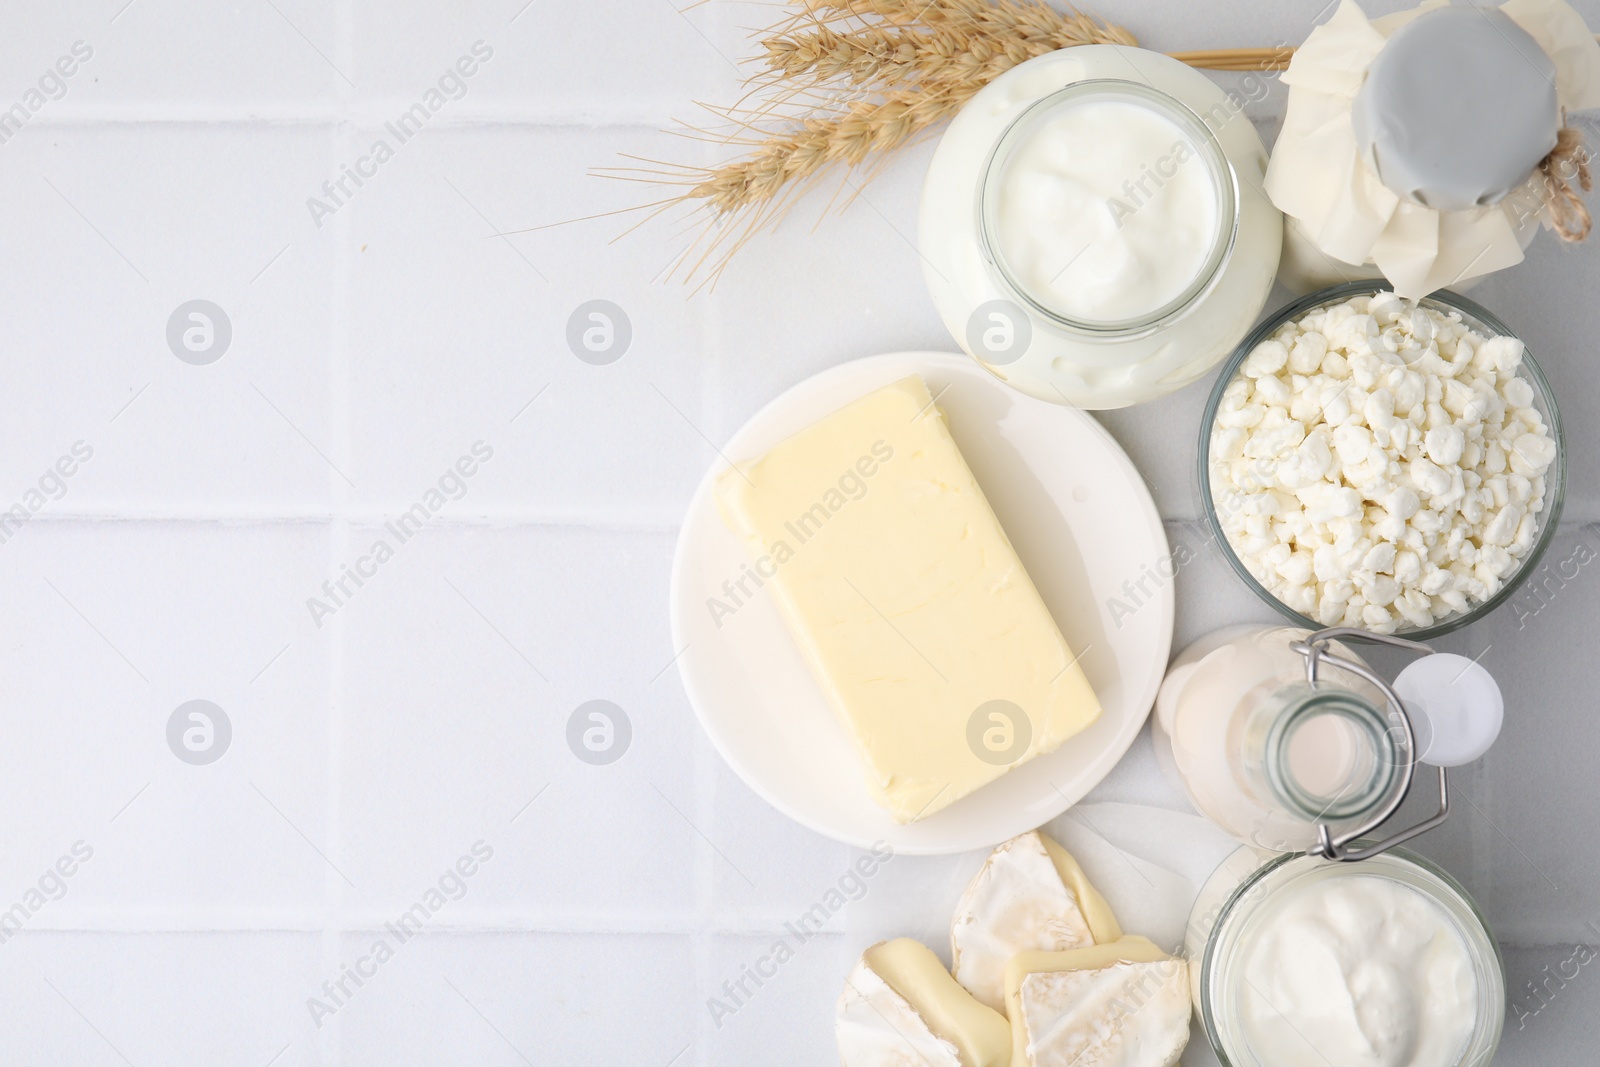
1151,625,1412,854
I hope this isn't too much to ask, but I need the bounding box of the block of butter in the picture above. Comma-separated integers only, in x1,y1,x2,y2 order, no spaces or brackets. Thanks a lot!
716,375,1101,823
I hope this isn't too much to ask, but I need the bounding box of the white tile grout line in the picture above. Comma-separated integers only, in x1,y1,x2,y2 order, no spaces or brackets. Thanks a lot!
1468,759,1497,947
8,513,1599,537
5,512,1600,532
690,672,718,1067
323,9,356,1064
4,914,851,936
17,106,733,128
689,59,727,1065
0,512,691,531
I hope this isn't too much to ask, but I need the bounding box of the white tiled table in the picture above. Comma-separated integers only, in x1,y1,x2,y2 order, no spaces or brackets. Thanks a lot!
2,1,1597,1063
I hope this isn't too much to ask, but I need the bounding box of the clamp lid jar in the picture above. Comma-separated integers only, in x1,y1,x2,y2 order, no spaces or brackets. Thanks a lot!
1156,624,1504,860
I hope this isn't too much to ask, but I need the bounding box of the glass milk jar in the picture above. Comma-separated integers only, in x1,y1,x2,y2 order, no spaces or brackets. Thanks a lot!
1153,625,1409,853
918,46,1282,409
1153,624,1502,857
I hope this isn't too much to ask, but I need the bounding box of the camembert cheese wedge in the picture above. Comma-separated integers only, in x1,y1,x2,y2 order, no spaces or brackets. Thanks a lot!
837,938,1011,1067
1003,937,1190,1067
951,830,1122,1011
716,375,1101,823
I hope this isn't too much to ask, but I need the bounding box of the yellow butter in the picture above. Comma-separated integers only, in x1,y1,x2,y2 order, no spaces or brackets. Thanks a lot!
716,376,1101,822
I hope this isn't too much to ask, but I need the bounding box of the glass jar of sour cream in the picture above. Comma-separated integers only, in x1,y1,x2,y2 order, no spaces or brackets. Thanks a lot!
1188,848,1505,1067
919,46,1283,409
983,79,1230,327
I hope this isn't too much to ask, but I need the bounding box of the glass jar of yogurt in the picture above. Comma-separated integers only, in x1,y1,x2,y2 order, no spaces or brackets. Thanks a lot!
1187,847,1505,1067
918,45,1283,409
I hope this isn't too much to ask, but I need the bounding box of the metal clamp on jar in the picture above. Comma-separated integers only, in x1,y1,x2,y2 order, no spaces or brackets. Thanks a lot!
1153,624,1503,859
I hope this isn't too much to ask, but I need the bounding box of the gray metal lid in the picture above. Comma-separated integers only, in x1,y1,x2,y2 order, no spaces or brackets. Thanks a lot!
1352,4,1560,212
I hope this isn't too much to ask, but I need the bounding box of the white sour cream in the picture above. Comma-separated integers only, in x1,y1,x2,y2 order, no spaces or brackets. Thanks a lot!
991,97,1220,323
1238,874,1478,1067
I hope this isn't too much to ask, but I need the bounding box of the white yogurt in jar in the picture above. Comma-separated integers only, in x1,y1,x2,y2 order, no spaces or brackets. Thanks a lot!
1238,874,1478,1067
918,46,1283,409
991,97,1220,323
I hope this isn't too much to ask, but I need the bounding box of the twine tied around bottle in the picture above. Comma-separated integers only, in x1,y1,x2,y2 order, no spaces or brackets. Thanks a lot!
1539,124,1593,242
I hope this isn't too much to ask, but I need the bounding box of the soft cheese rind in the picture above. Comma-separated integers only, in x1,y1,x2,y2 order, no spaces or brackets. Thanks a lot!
837,958,963,1067
837,939,1012,1067
716,376,1102,823
1019,962,1189,1067
1005,938,1190,1067
951,831,1122,1011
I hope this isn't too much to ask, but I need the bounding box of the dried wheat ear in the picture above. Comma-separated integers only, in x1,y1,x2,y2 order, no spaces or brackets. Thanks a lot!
602,1,1294,287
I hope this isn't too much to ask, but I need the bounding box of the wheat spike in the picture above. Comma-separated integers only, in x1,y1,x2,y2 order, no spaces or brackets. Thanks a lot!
761,14,1130,90
603,1,1206,285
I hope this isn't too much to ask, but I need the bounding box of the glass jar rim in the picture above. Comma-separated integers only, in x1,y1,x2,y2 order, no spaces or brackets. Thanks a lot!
1198,848,1505,1067
976,78,1241,336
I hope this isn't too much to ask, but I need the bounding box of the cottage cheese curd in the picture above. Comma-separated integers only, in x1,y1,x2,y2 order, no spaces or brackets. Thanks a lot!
1209,292,1557,632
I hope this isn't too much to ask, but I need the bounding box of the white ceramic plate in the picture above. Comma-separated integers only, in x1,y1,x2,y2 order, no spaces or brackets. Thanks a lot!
669,353,1173,854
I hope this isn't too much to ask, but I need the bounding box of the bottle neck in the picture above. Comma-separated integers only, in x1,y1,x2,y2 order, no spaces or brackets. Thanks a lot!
1242,684,1405,829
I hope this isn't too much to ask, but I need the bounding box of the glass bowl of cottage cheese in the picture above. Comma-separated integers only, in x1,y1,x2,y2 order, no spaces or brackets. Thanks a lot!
1200,281,1565,638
